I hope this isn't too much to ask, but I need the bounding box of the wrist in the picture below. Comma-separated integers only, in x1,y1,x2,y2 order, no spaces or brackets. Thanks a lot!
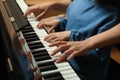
85,37,97,50
65,31,71,40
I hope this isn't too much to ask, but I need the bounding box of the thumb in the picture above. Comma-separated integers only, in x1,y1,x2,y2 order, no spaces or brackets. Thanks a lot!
48,25,55,33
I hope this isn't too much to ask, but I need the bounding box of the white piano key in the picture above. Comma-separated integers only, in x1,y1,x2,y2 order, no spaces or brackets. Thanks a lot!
15,0,37,21
41,65,71,75
15,0,81,79
29,21,39,28
15,0,28,13
41,69,59,76
60,69,75,74
34,28,48,36
41,64,79,79
36,59,53,65
66,77,80,80
62,73,78,79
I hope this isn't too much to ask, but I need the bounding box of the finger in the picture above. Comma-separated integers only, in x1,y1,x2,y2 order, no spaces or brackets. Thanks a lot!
37,22,50,29
49,41,66,47
36,10,46,21
34,74,42,80
19,38,25,45
37,22,45,29
44,34,55,42
32,67,38,72
51,44,68,56
44,34,51,41
56,56,66,63
24,4,41,17
48,26,56,33
25,51,32,62
50,38,62,43
17,33,20,37
55,50,70,63
67,51,77,61
46,37,56,42
26,51,31,57
23,8,33,17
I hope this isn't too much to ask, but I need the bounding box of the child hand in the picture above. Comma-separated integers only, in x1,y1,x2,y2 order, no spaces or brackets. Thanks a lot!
44,31,70,42
37,19,60,33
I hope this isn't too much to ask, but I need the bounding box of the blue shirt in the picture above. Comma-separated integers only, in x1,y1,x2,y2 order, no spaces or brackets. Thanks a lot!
56,0,120,80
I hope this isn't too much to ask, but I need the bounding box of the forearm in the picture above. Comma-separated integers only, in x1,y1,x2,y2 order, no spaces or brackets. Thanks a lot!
87,23,120,49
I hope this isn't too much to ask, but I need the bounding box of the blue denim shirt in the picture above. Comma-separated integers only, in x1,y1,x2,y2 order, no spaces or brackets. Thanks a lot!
56,0,120,80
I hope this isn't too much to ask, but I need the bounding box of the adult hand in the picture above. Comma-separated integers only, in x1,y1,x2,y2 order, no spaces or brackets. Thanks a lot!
49,40,93,63
24,2,52,21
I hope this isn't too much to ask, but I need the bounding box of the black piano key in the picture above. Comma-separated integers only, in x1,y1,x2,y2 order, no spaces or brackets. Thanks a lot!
25,37,40,42
23,32,37,37
22,28,34,33
29,44,44,50
38,61,57,73
44,76,65,80
43,72,64,80
39,65,57,72
24,34,38,39
38,61,55,68
22,26,33,29
31,49,48,55
33,51,48,58
23,32,36,37
21,25,33,29
35,55,51,61
33,50,50,59
28,41,44,50
28,41,43,46
23,34,39,41
32,49,49,58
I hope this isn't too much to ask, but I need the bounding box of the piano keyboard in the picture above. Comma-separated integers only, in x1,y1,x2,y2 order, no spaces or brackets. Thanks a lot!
15,0,80,80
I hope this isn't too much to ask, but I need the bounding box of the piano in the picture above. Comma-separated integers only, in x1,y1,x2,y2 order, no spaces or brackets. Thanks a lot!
0,0,80,80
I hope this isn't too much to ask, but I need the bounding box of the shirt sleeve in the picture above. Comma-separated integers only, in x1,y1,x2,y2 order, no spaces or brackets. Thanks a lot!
97,13,120,34
55,17,67,32
69,12,120,41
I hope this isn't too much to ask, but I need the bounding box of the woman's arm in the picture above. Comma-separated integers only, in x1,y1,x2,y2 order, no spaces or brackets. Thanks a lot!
49,23,120,62
24,0,71,20
87,23,120,49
